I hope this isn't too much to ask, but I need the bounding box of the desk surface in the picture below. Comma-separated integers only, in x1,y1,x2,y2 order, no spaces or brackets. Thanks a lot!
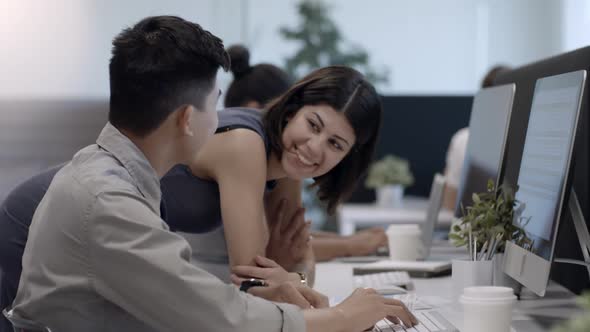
315,254,582,331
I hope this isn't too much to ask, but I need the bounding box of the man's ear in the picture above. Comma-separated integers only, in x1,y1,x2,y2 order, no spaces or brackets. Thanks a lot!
177,104,195,137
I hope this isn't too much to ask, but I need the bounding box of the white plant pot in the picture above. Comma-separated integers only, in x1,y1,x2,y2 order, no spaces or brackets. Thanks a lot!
376,185,404,208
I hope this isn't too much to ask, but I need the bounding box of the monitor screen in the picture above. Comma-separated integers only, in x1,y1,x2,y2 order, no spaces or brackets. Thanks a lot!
454,84,515,217
514,70,586,260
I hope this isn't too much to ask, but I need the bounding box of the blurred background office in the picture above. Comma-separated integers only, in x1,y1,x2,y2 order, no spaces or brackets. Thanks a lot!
1,0,589,203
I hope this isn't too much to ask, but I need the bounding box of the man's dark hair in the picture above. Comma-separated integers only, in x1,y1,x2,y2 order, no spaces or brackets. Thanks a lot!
263,66,382,214
108,16,230,136
224,45,293,108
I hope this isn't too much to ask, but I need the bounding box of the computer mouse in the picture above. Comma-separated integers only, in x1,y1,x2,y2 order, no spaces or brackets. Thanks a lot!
375,285,407,295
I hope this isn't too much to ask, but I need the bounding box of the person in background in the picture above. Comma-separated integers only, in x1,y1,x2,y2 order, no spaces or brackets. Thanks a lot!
224,44,293,109
441,65,511,211
5,16,415,332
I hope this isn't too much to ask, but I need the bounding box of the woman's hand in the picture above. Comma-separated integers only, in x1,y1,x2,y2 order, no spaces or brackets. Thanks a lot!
265,199,311,270
346,228,388,256
334,288,418,331
231,255,301,286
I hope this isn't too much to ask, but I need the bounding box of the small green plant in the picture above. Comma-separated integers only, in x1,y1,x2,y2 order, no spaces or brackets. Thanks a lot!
365,155,414,189
449,179,532,253
552,292,590,332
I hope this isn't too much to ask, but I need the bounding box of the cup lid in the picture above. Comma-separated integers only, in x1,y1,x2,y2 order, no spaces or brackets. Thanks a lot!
461,286,516,301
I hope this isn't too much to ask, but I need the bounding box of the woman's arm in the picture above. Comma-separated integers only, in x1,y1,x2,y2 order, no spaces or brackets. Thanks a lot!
311,237,353,261
265,178,316,286
192,129,269,267
311,230,341,238
312,228,388,262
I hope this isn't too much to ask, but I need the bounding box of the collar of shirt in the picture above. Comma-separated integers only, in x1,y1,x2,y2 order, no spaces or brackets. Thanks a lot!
96,123,162,211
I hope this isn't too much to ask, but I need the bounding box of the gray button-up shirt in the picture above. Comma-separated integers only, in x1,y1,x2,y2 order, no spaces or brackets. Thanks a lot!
12,123,305,332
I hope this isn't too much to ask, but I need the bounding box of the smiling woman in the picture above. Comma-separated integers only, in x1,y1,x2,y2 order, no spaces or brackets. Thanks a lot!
264,66,382,213
280,104,356,180
159,65,382,286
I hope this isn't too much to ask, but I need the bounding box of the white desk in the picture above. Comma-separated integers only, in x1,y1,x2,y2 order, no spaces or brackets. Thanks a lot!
337,197,454,236
315,258,582,331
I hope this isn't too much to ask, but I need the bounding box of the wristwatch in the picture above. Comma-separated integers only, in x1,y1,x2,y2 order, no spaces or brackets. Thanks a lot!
239,278,268,293
295,272,308,286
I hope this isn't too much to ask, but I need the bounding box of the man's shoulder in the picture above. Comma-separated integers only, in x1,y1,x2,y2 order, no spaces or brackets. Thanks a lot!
58,145,140,199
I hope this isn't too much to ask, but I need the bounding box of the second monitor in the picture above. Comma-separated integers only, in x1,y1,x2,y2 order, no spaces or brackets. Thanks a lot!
454,84,516,217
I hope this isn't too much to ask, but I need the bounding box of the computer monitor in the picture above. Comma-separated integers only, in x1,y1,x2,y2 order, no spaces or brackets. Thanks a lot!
454,84,516,217
504,70,586,296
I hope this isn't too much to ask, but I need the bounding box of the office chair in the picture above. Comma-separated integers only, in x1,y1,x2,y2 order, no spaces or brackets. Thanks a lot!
2,308,53,332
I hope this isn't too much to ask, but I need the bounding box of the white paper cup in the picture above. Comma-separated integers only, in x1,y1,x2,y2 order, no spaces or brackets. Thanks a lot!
460,286,516,332
451,259,493,301
386,224,423,261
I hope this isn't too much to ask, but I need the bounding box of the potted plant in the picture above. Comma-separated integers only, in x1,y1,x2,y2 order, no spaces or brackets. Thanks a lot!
552,292,590,332
365,155,414,208
449,179,533,293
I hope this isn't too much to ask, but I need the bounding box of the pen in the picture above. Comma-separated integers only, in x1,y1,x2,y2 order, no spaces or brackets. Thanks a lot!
486,236,497,261
468,229,473,261
488,232,503,260
478,240,489,261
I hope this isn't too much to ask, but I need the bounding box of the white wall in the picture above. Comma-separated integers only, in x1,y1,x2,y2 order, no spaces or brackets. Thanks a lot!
0,0,579,99
0,0,244,99
562,0,590,52
248,0,565,94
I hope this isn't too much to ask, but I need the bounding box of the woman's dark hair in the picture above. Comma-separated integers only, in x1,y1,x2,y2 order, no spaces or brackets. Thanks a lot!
109,16,230,137
481,65,511,88
263,66,382,214
224,45,293,107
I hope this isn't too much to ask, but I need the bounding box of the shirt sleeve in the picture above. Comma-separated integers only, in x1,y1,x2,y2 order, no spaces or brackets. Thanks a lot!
87,190,306,332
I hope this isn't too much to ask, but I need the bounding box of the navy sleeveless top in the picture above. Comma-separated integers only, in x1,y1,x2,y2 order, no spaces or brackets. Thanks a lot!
160,108,275,233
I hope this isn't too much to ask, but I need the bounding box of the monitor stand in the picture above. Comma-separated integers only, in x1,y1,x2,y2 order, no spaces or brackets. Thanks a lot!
553,190,590,279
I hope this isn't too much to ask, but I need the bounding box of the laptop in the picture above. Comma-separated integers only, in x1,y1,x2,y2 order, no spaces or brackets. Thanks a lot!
353,174,454,277
338,173,449,263
417,173,446,260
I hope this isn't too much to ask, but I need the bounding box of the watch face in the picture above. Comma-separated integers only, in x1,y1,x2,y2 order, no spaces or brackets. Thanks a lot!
249,279,267,287
239,278,268,292
296,272,307,285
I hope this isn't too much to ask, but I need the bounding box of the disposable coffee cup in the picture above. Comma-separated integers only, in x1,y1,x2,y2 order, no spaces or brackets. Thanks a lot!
386,224,423,261
460,286,516,332
451,259,493,301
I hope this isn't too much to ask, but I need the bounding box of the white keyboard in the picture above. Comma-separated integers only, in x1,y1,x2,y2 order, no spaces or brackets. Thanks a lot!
373,310,458,332
354,271,412,289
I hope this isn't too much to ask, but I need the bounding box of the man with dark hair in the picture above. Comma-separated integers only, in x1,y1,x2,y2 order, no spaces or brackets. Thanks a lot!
9,16,314,331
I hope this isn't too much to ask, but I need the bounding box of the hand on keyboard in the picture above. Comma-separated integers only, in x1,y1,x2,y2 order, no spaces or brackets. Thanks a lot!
374,310,456,332
334,288,418,331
